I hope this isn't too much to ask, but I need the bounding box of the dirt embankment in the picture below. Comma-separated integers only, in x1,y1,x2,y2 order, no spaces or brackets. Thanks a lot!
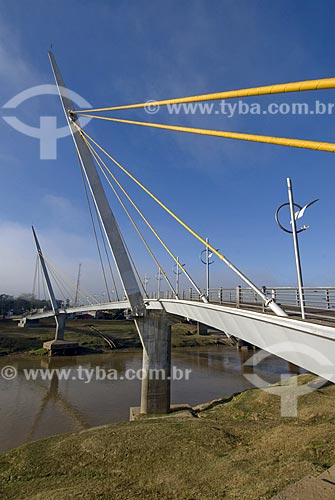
1,374,334,500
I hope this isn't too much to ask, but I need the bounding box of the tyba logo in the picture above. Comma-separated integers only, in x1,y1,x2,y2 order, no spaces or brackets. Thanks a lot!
2,84,92,159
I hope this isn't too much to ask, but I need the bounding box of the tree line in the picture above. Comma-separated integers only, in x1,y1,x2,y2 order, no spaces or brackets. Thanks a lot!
0,293,55,318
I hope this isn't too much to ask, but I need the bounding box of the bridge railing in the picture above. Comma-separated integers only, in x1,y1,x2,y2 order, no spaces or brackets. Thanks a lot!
149,286,335,321
263,287,335,311
29,288,335,321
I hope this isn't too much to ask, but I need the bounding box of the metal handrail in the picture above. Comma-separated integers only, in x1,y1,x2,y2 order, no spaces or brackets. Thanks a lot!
152,285,335,321
36,286,335,322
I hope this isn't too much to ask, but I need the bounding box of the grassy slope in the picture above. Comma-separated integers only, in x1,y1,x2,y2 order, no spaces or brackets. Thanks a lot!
0,319,222,355
1,375,335,500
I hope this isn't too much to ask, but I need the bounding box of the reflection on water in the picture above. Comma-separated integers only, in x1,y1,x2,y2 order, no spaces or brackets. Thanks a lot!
0,346,303,453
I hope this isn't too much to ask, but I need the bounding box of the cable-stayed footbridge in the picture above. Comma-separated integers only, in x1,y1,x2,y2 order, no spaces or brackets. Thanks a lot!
24,53,335,415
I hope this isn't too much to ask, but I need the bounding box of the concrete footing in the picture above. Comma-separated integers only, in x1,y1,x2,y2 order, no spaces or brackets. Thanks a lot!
129,406,141,421
197,322,209,335
237,338,256,350
18,317,40,328
135,310,171,415
43,339,78,356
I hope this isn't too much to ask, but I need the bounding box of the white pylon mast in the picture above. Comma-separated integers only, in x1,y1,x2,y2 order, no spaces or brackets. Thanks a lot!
48,52,144,316
74,263,82,306
32,226,59,314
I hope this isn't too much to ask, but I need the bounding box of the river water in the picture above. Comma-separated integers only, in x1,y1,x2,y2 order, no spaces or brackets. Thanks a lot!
0,346,302,454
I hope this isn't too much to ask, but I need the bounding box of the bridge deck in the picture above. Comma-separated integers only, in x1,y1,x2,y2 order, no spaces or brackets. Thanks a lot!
211,301,335,327
23,296,335,382
25,297,335,326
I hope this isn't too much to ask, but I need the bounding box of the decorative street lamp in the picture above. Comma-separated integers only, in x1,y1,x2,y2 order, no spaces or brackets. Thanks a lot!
143,273,150,295
173,257,185,296
275,177,318,320
200,237,218,299
156,268,163,299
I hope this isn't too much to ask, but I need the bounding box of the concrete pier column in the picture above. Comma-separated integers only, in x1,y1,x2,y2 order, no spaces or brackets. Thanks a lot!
55,314,66,340
43,314,78,356
237,338,255,350
135,311,171,415
18,318,27,328
197,322,208,336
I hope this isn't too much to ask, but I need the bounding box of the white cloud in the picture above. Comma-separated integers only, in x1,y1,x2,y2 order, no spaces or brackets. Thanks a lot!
0,42,32,88
0,222,34,295
42,194,88,228
0,220,122,298
0,15,38,90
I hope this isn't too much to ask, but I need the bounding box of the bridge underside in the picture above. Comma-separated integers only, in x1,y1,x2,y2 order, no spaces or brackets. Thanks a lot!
147,299,335,383
25,298,335,404
24,301,131,321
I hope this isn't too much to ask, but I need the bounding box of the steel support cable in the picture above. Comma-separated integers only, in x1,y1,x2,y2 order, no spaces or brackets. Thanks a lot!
118,220,149,300
32,255,39,305
45,265,72,303
88,139,172,289
40,262,48,305
77,114,335,154
80,150,120,301
85,138,160,300
94,212,120,301
46,262,95,306
41,265,47,302
73,76,335,113
83,141,148,299
74,124,281,310
76,152,111,302
80,129,206,301
77,153,130,303
84,160,148,300
37,260,41,301
43,255,99,305
44,260,77,302
36,259,49,308
81,132,205,301
92,147,175,297
86,139,178,298
37,259,48,304
75,130,147,300
43,257,81,301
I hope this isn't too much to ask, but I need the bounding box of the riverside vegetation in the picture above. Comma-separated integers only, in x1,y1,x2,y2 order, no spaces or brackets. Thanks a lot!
0,318,224,356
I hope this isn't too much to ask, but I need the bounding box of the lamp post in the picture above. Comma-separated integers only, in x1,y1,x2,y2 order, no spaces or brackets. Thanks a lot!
143,273,150,295
156,268,163,299
200,238,217,300
275,178,318,320
173,257,184,297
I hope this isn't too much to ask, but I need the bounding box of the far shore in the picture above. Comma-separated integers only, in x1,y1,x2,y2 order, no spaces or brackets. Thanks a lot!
0,318,231,357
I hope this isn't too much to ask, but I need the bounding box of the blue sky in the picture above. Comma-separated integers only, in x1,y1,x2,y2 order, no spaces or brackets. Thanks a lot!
1,0,335,297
